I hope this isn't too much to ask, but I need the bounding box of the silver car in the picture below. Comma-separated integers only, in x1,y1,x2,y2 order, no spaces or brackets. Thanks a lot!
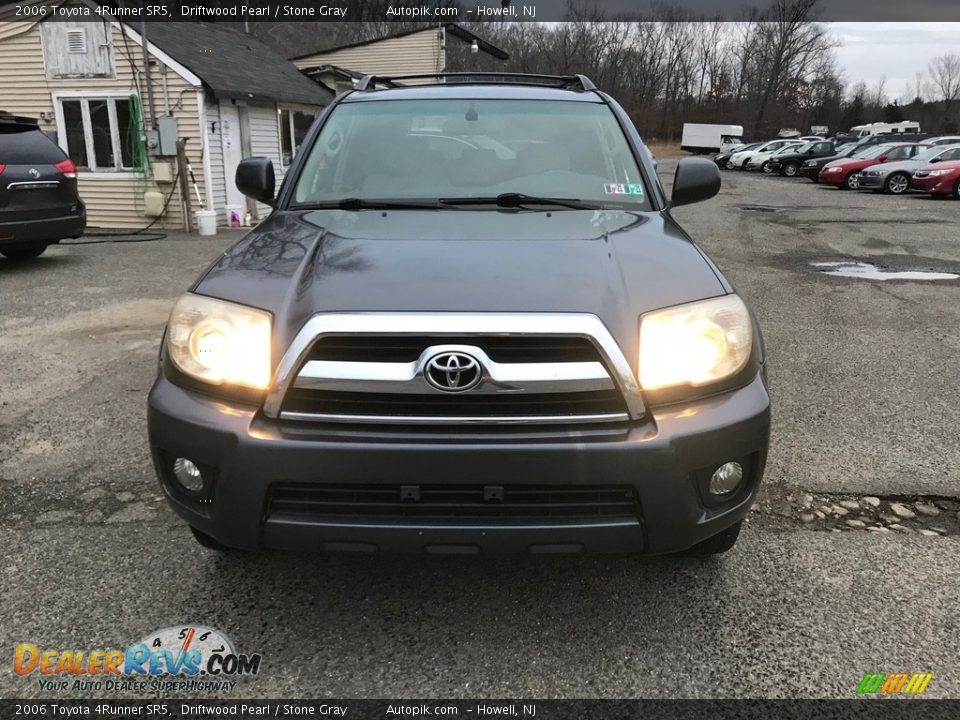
858,144,960,194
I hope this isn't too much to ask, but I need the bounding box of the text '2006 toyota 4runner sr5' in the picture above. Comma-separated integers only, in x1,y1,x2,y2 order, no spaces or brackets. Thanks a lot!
148,73,770,557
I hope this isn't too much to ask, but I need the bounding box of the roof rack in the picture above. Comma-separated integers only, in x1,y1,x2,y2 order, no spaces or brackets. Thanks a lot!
354,72,596,93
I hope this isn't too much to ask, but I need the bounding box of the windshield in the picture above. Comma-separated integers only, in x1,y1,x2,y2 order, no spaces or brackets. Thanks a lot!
777,143,807,154
936,147,960,161
292,99,651,210
859,145,893,159
913,147,942,163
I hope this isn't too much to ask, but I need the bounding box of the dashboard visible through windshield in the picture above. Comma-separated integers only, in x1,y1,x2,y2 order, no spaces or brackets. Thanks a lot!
291,98,652,211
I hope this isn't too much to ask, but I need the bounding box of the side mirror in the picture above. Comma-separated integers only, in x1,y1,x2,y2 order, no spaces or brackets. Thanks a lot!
671,157,720,207
929,157,941,163
236,157,275,206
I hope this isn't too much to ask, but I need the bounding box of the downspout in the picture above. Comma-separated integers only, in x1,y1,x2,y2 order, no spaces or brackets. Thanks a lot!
438,23,445,73
139,14,157,129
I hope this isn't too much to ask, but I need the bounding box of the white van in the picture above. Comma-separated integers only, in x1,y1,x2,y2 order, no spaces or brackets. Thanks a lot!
681,123,745,154
849,121,921,137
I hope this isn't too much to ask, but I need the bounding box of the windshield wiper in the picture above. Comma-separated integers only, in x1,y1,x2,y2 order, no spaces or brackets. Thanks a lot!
439,193,600,210
303,198,444,210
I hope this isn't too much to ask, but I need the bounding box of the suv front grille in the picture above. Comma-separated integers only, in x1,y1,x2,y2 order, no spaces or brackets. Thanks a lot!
280,333,631,425
267,483,640,522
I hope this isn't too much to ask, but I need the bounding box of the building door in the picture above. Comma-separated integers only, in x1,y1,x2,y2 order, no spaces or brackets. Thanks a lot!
219,102,245,210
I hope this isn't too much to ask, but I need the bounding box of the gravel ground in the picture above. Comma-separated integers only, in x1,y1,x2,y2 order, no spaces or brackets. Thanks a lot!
1,162,959,699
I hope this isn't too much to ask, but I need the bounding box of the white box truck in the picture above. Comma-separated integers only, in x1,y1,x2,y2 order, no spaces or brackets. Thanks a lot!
681,123,744,154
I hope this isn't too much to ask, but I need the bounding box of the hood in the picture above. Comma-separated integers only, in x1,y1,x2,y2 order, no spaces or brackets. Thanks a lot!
195,209,726,355
829,157,877,170
916,160,960,172
862,159,920,174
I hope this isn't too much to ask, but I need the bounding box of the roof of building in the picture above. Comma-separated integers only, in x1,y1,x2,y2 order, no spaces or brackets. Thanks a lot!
145,23,333,106
289,24,509,62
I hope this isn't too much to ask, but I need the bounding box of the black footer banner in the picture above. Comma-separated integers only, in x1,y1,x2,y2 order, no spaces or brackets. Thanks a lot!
3,699,960,720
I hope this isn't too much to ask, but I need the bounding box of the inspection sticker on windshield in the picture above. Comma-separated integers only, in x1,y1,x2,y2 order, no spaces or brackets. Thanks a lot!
604,183,644,196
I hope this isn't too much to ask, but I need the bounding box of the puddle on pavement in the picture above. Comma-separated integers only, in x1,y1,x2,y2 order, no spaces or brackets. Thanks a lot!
811,261,960,281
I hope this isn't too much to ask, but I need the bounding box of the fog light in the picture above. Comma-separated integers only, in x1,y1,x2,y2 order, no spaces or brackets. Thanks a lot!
709,462,743,496
172,457,204,493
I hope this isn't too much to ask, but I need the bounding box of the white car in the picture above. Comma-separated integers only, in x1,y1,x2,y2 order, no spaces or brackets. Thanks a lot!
728,139,802,170
745,141,805,172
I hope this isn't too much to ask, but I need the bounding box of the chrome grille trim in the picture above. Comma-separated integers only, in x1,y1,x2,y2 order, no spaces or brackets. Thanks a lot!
264,314,645,422
293,344,614,395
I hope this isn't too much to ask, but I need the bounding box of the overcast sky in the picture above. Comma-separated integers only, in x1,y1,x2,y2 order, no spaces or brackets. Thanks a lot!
831,23,960,101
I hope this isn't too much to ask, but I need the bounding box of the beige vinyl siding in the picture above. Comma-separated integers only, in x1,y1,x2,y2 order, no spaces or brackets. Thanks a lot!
293,28,443,77
0,17,38,41
0,21,205,230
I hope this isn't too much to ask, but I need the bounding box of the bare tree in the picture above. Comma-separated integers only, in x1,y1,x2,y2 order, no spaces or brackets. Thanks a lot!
929,52,960,129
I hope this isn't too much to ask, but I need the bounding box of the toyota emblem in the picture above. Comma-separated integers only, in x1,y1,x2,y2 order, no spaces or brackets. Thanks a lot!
424,352,482,392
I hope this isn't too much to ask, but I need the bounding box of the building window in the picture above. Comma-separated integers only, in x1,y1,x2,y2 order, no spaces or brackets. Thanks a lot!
57,95,139,171
279,108,314,167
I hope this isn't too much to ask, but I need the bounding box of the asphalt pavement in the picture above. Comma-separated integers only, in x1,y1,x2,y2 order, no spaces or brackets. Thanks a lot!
1,162,959,699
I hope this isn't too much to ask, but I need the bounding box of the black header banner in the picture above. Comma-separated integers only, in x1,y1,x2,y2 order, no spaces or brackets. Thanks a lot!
2,0,960,22
2,700,960,719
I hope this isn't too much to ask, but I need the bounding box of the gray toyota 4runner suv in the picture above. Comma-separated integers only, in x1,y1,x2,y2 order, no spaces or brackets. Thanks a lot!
148,74,770,556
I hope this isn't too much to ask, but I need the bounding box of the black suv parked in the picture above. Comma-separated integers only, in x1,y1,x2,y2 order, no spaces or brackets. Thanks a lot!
798,141,875,181
148,73,770,557
0,112,85,259
767,140,837,176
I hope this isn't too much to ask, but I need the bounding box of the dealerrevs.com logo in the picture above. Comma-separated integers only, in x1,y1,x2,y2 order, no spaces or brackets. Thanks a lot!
14,625,262,694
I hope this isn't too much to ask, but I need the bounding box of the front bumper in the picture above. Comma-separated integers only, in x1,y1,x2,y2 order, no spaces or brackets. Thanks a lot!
148,371,771,556
798,165,821,180
910,176,951,194
818,170,846,186
857,174,884,189
0,210,85,245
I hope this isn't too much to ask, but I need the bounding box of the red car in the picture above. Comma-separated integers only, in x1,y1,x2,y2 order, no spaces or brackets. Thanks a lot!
819,143,930,189
910,160,960,198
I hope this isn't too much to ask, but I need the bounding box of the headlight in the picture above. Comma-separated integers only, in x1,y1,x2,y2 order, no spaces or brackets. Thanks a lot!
166,294,272,390
927,169,949,176
639,295,752,391
804,160,816,166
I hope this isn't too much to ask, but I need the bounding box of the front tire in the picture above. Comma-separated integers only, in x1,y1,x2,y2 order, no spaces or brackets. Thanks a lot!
683,521,742,555
761,161,774,174
885,172,910,195
0,243,48,260
842,172,860,190
781,162,799,177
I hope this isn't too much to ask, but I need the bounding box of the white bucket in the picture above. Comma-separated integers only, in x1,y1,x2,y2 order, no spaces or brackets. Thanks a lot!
195,209,217,236
224,204,245,228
